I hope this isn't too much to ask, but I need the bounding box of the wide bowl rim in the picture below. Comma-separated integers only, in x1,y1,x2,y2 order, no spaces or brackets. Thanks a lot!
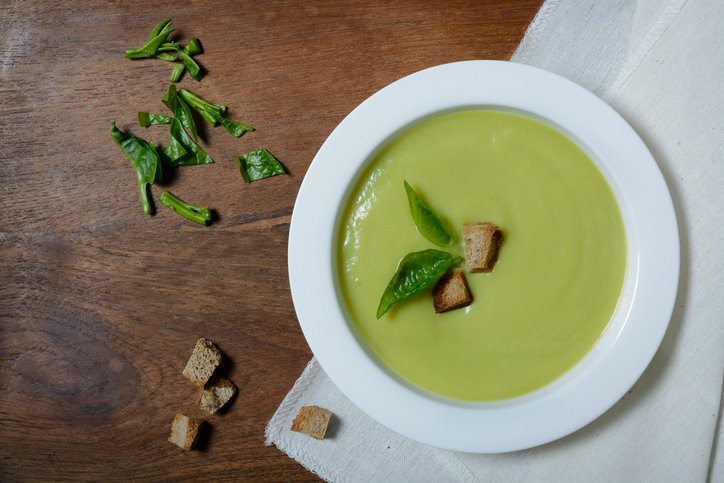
288,60,679,453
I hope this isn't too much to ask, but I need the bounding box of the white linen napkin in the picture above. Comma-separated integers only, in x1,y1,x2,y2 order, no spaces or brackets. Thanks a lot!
266,0,724,481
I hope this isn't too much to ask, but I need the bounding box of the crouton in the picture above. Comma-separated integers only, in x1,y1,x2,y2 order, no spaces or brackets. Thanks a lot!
433,269,473,313
168,414,204,450
199,376,237,414
463,223,502,272
182,338,222,387
291,405,332,440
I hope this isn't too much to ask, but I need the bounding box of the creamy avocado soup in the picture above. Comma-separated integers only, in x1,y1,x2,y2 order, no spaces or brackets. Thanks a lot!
338,110,626,401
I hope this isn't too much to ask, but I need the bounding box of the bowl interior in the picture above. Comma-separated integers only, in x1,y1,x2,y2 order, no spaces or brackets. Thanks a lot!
330,105,639,408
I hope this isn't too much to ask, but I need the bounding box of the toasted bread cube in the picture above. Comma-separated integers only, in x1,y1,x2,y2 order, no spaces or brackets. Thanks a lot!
199,376,237,414
291,405,332,440
463,223,502,272
182,338,222,387
168,414,204,450
433,269,473,313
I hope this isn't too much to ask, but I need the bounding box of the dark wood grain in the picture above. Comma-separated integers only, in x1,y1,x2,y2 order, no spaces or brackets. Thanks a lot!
0,1,540,480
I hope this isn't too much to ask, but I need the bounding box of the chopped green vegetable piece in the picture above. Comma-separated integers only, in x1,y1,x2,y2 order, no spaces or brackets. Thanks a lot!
165,39,203,82
189,104,218,125
148,18,172,39
177,88,254,137
138,112,173,127
169,63,185,83
124,19,175,59
165,118,213,165
159,190,211,225
153,152,164,184
184,37,202,56
161,83,176,111
160,85,211,165
403,181,453,247
109,122,160,215
173,48,202,80
376,250,462,318
123,19,203,83
162,84,198,142
163,120,189,161
219,117,255,138
155,52,178,62
236,149,286,183
175,96,198,142
188,104,217,125
178,88,227,119
158,41,182,51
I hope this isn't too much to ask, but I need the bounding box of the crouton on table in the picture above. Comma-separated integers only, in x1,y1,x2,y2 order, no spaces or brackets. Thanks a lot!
182,338,222,387
291,405,333,440
463,223,502,272
433,269,473,313
199,376,237,414
168,414,204,450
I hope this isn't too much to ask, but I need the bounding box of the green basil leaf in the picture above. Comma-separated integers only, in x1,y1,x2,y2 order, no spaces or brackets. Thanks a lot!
148,18,172,40
191,105,218,125
160,86,189,162
164,118,214,166
404,181,453,247
163,121,189,162
162,84,199,142
166,40,201,82
178,88,227,123
124,19,175,59
153,149,163,184
236,149,286,183
159,190,211,225
177,88,255,140
173,47,203,80
109,122,160,215
161,83,178,112
138,112,173,127
175,96,198,142
376,249,461,318
219,117,255,138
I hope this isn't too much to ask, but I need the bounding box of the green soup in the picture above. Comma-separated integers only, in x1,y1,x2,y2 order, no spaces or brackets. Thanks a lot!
338,110,626,401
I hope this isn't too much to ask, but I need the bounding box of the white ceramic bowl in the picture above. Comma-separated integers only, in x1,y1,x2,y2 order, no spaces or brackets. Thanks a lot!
288,60,679,453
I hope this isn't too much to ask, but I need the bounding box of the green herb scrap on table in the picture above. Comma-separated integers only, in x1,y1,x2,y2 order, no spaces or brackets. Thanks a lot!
112,18,288,225
123,18,204,83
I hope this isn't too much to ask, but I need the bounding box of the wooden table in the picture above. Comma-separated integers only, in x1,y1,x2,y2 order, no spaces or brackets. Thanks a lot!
0,1,539,480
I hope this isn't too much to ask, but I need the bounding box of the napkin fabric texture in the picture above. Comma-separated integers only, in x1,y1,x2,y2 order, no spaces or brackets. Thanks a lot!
266,0,724,481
